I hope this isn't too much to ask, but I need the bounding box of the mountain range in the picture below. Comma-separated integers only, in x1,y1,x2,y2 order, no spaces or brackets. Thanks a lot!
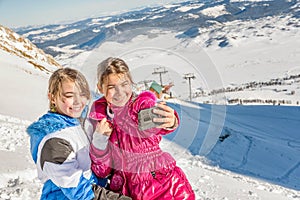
8,0,299,105
15,0,300,58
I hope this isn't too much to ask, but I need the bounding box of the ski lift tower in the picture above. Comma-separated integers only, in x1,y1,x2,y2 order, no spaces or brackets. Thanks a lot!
183,73,196,101
152,67,168,86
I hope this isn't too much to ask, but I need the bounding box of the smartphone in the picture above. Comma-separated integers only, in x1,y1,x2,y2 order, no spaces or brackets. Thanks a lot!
138,107,163,131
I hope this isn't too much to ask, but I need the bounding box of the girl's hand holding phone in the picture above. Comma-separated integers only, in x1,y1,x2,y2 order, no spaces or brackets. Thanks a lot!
152,102,178,129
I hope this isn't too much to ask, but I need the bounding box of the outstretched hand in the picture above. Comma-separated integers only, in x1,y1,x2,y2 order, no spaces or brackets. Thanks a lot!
152,101,178,129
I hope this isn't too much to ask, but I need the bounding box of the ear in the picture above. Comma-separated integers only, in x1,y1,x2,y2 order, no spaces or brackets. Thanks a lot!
48,93,55,104
97,83,104,94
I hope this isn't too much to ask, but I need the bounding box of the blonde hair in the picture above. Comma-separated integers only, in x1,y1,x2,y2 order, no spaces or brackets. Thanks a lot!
48,67,91,110
97,57,133,89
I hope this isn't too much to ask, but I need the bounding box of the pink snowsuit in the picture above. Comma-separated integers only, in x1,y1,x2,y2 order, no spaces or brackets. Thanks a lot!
89,91,195,200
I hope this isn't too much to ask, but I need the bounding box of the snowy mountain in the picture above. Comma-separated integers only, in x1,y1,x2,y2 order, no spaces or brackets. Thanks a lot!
0,25,61,74
14,0,300,105
0,25,61,121
16,0,299,57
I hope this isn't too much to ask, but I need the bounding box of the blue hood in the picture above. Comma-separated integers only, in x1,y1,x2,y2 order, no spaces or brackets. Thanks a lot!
26,112,80,163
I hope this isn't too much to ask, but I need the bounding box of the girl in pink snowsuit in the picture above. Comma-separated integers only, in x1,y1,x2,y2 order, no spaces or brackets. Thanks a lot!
89,57,195,200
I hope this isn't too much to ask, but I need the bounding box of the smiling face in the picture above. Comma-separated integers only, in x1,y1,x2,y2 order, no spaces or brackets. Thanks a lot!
99,73,132,107
50,80,88,118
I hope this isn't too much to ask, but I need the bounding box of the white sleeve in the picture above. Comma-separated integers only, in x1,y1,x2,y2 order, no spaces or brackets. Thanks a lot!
83,119,95,142
92,132,110,150
39,137,87,188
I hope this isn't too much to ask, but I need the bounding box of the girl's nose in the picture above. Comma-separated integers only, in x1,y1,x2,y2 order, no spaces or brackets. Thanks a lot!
73,94,80,104
115,85,121,94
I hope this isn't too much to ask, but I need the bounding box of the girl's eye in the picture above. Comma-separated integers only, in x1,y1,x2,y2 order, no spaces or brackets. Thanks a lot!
121,81,129,87
62,93,74,98
107,86,115,90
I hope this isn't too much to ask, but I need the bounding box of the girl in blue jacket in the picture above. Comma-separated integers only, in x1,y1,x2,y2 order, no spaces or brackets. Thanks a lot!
27,67,131,200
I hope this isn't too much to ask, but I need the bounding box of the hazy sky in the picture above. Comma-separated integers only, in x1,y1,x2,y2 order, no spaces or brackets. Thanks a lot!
0,0,182,28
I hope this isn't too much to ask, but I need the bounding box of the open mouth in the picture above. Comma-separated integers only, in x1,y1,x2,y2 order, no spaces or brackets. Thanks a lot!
71,106,82,112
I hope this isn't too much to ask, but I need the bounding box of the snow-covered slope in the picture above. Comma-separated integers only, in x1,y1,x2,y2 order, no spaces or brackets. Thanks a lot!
0,101,299,199
0,25,61,74
0,25,61,121
164,101,300,190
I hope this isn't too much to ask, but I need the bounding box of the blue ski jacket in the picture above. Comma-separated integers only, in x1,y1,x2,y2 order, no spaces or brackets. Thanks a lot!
27,112,98,200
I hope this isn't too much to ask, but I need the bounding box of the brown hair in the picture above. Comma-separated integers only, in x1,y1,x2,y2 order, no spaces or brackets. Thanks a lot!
97,57,133,90
48,67,91,110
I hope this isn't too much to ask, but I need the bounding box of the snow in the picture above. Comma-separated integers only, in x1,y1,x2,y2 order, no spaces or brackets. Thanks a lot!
187,13,200,19
230,0,273,2
148,15,165,20
23,25,68,39
1,5,300,200
105,17,147,28
163,4,181,9
0,50,49,121
0,93,299,199
175,4,204,12
57,29,80,38
200,5,230,18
